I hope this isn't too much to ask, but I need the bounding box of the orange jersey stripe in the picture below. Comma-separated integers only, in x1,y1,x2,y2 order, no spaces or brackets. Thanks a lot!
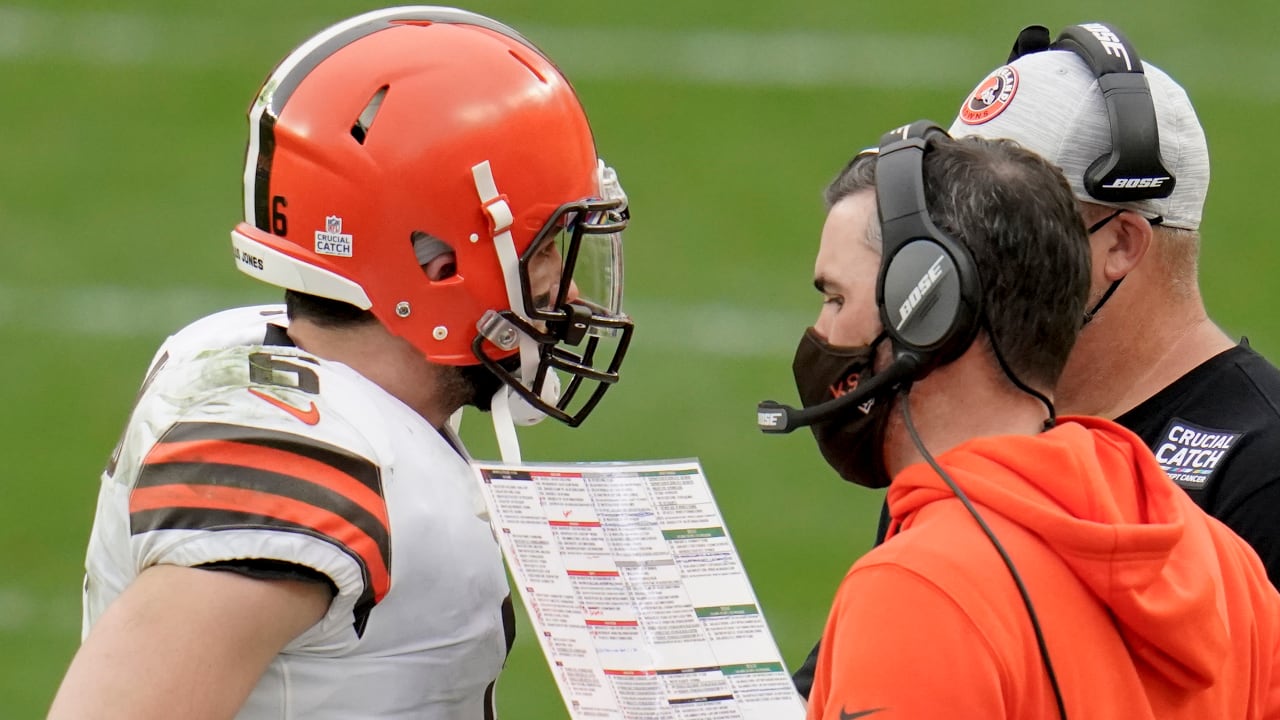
143,438,389,530
129,483,390,601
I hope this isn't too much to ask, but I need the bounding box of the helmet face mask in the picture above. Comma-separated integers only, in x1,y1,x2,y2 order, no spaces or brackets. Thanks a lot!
228,6,633,426
474,190,634,427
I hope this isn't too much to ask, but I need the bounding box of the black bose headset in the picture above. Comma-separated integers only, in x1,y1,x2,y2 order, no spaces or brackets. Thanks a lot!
755,120,982,433
1010,22,1175,204
874,121,983,374
756,24,1178,718
759,120,1069,719
758,21,1172,434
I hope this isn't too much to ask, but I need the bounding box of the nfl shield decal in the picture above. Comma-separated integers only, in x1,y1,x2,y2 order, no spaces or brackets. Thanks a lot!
959,66,1018,125
315,215,353,257
1153,418,1242,490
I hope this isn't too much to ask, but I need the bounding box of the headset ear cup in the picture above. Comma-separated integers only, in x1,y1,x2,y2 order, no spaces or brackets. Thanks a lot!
1051,23,1176,202
874,121,982,380
877,236,981,371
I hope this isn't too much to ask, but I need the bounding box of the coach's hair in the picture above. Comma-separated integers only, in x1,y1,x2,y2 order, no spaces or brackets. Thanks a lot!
825,135,1090,389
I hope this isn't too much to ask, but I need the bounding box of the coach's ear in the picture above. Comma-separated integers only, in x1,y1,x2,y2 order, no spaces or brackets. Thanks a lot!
1093,210,1151,282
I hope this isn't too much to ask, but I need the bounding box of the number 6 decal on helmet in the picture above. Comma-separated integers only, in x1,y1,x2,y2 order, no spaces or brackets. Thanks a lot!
228,6,633,428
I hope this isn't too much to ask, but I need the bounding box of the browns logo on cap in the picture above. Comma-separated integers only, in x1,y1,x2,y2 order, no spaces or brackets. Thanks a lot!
959,66,1019,125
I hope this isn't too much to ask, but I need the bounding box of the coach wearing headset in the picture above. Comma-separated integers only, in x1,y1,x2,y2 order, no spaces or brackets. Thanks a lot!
792,21,1280,704
951,23,1280,587
758,123,1280,718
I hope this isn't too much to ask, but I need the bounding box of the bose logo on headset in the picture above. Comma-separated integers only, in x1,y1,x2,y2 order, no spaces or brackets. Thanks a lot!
896,254,947,330
1101,176,1170,189
1079,22,1132,69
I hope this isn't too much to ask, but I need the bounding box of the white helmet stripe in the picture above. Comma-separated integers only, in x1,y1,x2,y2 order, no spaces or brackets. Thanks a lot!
243,7,544,229
230,227,372,308
242,7,412,226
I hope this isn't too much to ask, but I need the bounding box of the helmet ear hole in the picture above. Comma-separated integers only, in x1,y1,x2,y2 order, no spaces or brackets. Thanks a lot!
351,86,388,145
412,231,457,281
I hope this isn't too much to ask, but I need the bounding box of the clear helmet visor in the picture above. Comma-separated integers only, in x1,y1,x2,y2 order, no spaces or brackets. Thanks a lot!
529,205,625,329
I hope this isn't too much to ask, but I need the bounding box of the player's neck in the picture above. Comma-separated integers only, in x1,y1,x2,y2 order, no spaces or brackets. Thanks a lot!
287,319,454,427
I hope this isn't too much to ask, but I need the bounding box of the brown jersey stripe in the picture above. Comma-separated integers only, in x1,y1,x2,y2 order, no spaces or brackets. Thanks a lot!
130,483,390,602
141,438,389,529
159,422,382,496
131,505,377,635
133,459,389,576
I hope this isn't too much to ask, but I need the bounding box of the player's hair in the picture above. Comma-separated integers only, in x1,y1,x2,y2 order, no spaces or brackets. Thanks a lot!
284,290,376,327
284,231,457,327
825,135,1090,389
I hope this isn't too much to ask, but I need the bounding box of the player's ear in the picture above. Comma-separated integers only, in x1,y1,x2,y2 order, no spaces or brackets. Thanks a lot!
412,231,457,282
423,252,457,281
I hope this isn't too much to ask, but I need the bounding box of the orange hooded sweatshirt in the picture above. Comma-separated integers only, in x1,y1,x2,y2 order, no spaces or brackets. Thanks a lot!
807,416,1280,719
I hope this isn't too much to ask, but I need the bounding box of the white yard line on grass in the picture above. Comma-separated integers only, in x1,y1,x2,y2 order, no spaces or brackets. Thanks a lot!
0,283,812,359
0,585,80,635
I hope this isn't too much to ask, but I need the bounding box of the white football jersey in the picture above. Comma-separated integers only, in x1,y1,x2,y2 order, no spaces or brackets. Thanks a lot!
82,305,511,719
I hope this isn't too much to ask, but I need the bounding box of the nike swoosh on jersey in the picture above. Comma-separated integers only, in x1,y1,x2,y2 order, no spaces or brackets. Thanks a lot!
130,421,388,634
248,387,320,425
840,708,886,720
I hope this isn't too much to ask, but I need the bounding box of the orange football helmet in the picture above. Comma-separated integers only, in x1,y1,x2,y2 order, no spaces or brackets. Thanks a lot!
230,6,632,426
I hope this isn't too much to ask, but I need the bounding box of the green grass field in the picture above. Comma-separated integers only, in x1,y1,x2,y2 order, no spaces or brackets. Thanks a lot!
4,1,1279,716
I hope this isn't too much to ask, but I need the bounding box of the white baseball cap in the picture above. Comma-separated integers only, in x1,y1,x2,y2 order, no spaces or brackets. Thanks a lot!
948,49,1209,230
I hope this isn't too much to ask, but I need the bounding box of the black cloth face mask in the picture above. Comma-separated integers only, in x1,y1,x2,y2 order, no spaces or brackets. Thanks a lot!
791,327,895,488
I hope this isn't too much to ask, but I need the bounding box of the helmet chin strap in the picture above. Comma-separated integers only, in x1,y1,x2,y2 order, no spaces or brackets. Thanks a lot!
472,160,564,462
445,378,555,465
490,388,523,463
486,371,563,464
471,160,556,404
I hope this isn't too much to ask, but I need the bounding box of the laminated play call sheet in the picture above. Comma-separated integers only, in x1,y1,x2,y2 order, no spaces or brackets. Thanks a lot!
472,460,805,720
